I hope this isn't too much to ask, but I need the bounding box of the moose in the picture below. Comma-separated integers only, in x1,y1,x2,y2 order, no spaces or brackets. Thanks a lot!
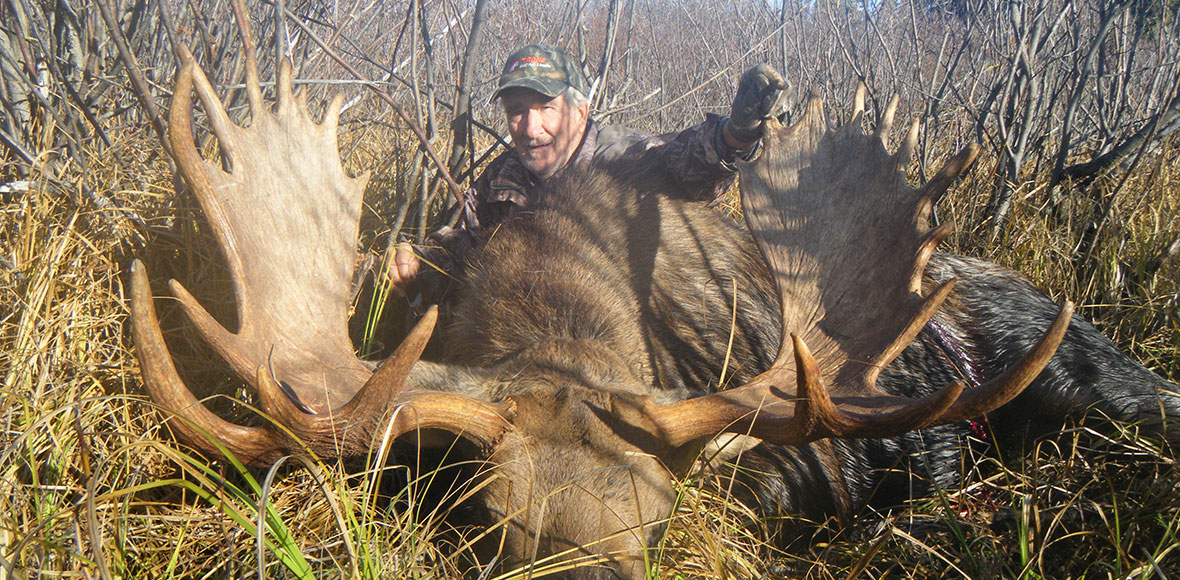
129,50,1179,579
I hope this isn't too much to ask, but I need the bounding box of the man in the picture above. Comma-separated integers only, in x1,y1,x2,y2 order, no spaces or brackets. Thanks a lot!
385,44,787,297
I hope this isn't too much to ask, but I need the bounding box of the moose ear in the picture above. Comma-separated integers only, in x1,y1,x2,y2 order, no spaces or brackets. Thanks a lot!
698,433,763,467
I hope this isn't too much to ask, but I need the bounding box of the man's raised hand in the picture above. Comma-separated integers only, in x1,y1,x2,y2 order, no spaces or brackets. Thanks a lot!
726,64,788,147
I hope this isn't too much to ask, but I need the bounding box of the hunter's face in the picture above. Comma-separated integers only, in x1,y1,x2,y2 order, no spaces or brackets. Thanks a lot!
502,88,589,179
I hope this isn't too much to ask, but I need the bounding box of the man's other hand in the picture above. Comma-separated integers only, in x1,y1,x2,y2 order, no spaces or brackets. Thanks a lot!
382,242,421,291
726,64,787,147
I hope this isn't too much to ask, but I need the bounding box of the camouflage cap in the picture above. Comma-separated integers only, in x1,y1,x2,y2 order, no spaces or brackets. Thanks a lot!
495,44,588,99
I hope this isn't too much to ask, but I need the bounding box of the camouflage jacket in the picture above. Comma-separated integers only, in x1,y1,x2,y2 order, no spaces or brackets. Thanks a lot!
414,114,754,298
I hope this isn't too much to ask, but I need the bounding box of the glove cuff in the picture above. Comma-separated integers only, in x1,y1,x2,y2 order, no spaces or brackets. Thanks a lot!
724,118,763,146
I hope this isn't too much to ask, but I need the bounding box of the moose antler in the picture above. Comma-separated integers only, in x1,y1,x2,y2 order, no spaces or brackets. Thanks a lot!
646,87,1073,447
130,49,512,464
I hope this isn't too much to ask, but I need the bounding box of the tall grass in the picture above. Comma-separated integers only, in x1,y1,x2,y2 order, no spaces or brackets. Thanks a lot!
942,146,1180,383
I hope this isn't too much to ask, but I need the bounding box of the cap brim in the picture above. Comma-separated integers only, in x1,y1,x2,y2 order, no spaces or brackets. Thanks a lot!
494,77,567,99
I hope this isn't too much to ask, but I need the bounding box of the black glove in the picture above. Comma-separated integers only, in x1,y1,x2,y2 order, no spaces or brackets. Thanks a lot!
727,64,787,145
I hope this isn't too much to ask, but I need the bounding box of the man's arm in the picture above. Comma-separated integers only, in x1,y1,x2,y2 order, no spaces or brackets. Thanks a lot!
599,64,787,203
654,114,757,202
382,192,479,298
382,151,516,300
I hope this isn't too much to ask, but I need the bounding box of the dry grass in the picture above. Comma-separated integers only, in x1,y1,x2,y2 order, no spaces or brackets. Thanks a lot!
2,113,1178,579
761,423,1179,579
941,146,1180,383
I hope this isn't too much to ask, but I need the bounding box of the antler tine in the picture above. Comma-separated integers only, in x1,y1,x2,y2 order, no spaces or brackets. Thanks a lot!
910,224,952,294
167,279,247,372
789,334,963,440
295,88,310,115
175,47,240,160
276,58,295,117
129,260,286,465
870,279,957,386
941,301,1074,422
225,0,264,116
852,83,866,120
323,93,345,132
876,94,899,147
243,34,264,115
921,144,981,208
353,307,441,415
896,119,919,168
169,51,247,305
791,334,838,436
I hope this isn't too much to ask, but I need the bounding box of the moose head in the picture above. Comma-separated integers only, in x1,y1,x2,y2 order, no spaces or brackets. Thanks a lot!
129,48,1071,578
